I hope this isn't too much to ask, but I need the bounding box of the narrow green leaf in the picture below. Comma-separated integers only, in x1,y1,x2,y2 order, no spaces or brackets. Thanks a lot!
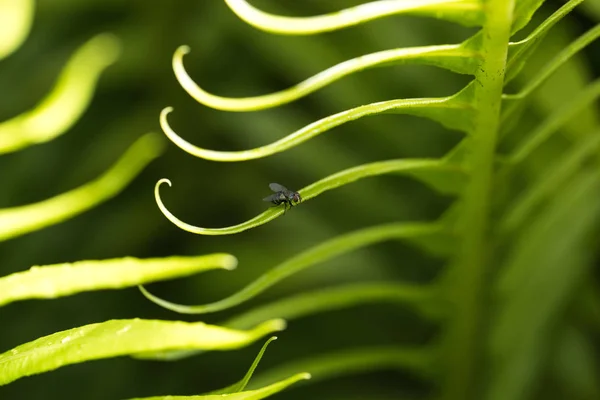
0,0,34,59
224,0,483,35
0,254,237,307
225,283,440,331
160,94,472,161
0,133,164,242
508,78,600,164
501,131,600,233
0,33,121,154
511,0,548,34
204,337,278,395
127,372,310,400
503,24,600,103
140,223,445,314
0,318,286,386
136,283,437,362
506,0,586,83
173,44,479,112
155,159,462,235
248,346,433,390
490,170,600,400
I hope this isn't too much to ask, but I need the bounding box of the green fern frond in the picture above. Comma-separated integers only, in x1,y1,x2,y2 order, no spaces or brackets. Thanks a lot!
149,0,599,399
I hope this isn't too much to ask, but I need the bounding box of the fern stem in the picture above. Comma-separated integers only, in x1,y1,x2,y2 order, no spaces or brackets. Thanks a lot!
443,1,515,399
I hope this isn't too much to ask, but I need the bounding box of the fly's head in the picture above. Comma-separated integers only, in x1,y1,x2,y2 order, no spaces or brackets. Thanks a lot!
291,192,302,204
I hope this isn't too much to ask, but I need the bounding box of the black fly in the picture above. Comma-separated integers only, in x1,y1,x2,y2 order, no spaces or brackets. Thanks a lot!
263,183,302,214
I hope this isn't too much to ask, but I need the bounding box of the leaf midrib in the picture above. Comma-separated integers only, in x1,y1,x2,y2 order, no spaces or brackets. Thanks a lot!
442,1,516,400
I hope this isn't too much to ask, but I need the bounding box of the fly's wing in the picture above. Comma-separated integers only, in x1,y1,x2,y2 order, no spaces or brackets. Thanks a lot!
269,183,287,192
263,193,280,202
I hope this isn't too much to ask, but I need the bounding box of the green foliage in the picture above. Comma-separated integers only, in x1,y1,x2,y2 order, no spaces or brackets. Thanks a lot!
0,133,163,241
140,222,445,314
155,161,463,234
0,1,303,399
148,0,600,399
0,34,121,154
2,0,599,399
0,253,236,307
0,318,285,385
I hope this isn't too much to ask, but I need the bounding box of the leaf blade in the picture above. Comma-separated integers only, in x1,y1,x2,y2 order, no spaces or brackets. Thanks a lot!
0,133,164,242
0,254,237,307
0,319,286,386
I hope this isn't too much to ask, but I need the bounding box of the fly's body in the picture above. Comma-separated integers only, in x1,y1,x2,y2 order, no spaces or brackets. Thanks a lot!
263,183,302,213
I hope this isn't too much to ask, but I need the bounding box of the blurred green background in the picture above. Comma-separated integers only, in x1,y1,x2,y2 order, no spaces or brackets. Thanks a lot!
1,1,598,399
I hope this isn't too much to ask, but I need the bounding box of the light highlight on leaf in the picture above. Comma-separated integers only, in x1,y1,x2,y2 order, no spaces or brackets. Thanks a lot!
140,223,444,314
173,44,479,112
155,159,463,235
0,33,121,154
223,0,483,35
0,318,286,386
128,372,310,400
0,254,237,307
0,133,164,242
0,0,34,59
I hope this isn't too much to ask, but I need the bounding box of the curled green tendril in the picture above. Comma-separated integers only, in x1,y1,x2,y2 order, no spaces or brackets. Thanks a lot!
173,44,478,112
160,95,471,162
154,159,457,235
139,222,444,314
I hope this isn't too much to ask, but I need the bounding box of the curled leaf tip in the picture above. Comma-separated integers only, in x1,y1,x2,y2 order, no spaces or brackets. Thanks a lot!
157,178,172,188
